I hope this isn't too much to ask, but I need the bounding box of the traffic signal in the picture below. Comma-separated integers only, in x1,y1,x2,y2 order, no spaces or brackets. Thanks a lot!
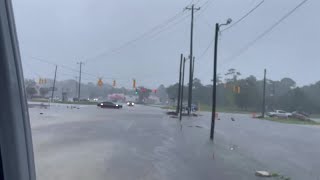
233,86,240,94
38,78,47,84
237,86,240,94
135,88,138,95
97,78,103,87
113,80,116,87
133,79,136,89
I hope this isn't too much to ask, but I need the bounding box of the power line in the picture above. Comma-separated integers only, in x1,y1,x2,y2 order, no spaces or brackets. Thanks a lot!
196,0,215,18
27,56,106,79
85,1,197,63
220,0,265,33
193,1,218,61
26,55,146,83
23,61,44,77
28,56,79,72
195,0,309,79
222,0,309,65
198,38,214,60
146,14,191,41
85,13,191,63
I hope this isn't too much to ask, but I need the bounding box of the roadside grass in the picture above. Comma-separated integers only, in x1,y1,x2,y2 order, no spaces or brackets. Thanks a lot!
30,99,97,105
56,101,97,105
263,117,320,125
161,106,176,110
310,114,320,119
200,104,252,114
161,104,252,114
30,98,49,102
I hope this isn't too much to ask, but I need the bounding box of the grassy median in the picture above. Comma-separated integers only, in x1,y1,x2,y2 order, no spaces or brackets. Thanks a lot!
263,117,320,125
161,104,252,114
30,99,98,105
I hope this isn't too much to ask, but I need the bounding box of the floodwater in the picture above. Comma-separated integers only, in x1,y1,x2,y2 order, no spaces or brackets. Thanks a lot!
28,104,320,180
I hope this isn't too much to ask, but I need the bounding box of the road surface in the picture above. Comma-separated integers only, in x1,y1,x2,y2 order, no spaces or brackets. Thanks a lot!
29,104,320,180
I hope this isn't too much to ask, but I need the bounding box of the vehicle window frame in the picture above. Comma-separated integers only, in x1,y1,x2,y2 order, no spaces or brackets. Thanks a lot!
0,0,36,179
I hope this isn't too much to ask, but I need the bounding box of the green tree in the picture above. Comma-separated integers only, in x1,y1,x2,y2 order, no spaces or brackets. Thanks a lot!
166,83,179,100
25,79,37,98
192,78,211,105
234,76,259,110
26,87,37,98
137,87,151,103
39,87,50,97
225,68,241,83
156,84,168,103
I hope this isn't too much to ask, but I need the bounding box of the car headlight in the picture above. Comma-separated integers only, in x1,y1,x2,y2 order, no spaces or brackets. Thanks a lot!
116,104,118,106
132,103,134,105
127,102,129,105
101,103,103,105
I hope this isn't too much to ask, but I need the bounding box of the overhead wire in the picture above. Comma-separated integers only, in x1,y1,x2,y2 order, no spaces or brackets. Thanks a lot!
195,0,215,18
197,0,264,61
84,0,197,63
220,0,265,33
146,13,191,41
196,0,309,80
27,56,106,79
23,61,43,78
28,56,79,73
192,0,216,60
221,0,309,66
26,55,145,85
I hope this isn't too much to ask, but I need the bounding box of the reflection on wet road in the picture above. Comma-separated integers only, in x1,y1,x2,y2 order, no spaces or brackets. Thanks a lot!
29,104,320,180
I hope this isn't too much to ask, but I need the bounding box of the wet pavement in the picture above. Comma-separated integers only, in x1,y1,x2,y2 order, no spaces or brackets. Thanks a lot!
29,104,320,180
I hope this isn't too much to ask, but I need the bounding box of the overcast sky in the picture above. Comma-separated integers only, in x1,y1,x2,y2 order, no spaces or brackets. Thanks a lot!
12,0,319,89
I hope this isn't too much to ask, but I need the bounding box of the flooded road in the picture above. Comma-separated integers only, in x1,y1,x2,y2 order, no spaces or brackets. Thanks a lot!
29,104,320,180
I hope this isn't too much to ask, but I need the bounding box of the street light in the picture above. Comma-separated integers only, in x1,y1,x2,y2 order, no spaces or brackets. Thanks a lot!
210,18,232,141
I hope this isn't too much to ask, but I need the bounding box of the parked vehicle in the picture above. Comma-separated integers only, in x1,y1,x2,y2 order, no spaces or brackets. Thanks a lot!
292,111,310,121
97,101,122,109
267,110,292,118
181,104,198,112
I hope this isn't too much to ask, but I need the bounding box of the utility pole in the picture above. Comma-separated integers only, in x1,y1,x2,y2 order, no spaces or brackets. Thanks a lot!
210,19,232,141
192,57,195,75
185,4,200,115
176,54,183,114
77,62,83,101
74,76,78,99
210,23,219,141
50,65,57,102
180,57,186,121
262,69,267,118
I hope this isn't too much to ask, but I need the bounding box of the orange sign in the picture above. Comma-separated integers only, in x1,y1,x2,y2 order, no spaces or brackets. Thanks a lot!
98,78,103,87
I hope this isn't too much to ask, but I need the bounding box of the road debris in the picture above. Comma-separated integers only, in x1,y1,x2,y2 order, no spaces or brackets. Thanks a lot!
255,171,271,177
229,145,238,151
166,111,178,115
170,115,178,118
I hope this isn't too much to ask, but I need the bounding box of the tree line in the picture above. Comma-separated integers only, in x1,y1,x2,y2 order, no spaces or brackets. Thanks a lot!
166,69,320,113
23,78,168,104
